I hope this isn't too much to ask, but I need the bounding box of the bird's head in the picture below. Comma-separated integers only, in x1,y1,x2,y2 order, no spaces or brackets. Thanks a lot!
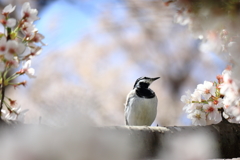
133,77,160,89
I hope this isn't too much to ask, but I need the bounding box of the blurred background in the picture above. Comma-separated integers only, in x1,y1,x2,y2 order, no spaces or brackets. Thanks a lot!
1,0,228,126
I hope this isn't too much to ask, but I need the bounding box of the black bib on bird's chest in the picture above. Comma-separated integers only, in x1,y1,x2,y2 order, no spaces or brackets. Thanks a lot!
134,81,156,98
136,88,155,98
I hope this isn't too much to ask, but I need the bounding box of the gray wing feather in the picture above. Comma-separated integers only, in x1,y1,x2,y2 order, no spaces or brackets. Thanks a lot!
125,118,129,125
124,90,135,125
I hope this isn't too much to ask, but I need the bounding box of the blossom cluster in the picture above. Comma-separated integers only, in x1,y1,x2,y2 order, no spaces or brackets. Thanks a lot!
164,0,240,58
181,68,240,126
0,3,45,123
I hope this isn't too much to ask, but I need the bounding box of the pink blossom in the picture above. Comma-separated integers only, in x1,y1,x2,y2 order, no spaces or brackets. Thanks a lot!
0,36,7,55
1,106,29,123
181,90,191,104
203,102,222,123
184,103,203,114
181,90,202,114
22,60,35,78
220,69,238,96
31,32,46,46
191,89,202,102
187,110,207,126
197,81,216,100
5,40,25,60
0,15,16,27
21,2,39,22
0,2,43,123
220,69,239,107
2,4,15,15
21,22,37,38
28,46,42,58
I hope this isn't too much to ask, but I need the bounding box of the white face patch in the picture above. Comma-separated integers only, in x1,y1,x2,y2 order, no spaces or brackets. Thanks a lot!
133,77,159,89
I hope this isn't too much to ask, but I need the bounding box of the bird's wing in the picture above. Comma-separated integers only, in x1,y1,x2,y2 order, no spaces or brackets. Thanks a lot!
125,118,129,125
124,90,136,125
124,90,135,109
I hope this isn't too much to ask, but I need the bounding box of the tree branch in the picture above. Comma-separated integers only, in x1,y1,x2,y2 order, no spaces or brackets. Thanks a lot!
0,71,5,117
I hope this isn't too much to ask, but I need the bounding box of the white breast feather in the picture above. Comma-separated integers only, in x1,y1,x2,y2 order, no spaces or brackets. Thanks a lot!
125,90,157,126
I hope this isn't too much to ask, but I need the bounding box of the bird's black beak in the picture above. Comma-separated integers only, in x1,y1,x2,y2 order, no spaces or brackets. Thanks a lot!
151,77,160,81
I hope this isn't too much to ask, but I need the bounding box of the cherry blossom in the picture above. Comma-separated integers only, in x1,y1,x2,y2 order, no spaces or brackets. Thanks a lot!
0,3,44,123
31,32,46,46
181,90,203,114
5,40,25,60
0,4,16,27
203,102,221,123
1,106,29,123
22,60,35,78
187,110,206,126
5,18,16,27
30,46,42,56
21,2,39,22
185,103,203,114
2,4,15,15
0,36,7,55
220,70,233,93
181,90,191,106
182,68,240,125
220,71,239,103
197,81,216,99
21,22,37,38
182,90,198,113
0,15,16,27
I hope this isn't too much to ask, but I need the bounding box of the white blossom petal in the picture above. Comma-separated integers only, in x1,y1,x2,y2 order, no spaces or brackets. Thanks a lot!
2,4,15,14
6,18,16,27
188,110,207,126
26,68,35,78
21,2,39,22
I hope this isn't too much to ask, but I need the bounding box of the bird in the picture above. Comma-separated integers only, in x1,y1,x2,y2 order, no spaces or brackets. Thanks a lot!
124,76,160,126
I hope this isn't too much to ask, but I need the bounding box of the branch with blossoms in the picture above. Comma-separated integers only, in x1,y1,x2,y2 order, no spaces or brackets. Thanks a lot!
181,67,240,126
164,0,240,65
0,3,45,123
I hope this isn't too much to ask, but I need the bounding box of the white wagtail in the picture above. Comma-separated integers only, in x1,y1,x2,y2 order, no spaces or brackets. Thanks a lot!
124,77,160,126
